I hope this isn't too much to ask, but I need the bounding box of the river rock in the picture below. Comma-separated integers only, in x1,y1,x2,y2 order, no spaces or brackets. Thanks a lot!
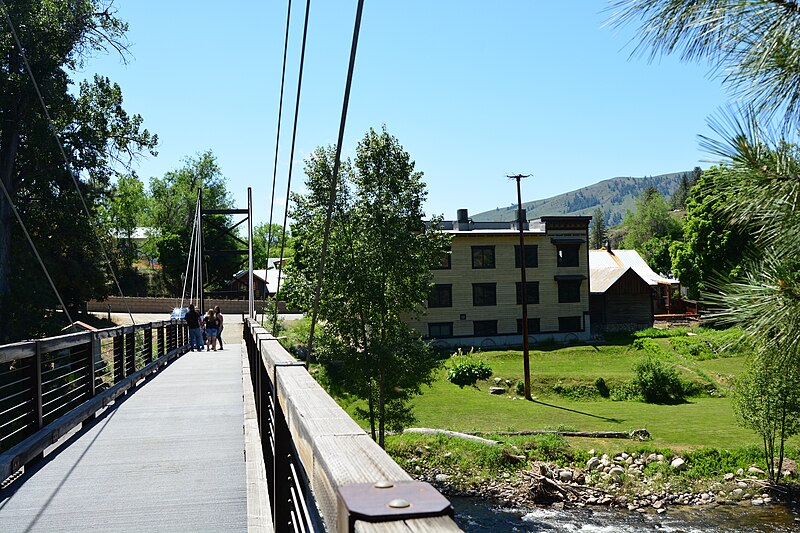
586,457,601,470
737,481,749,488
435,473,450,482
494,378,501,384
724,472,735,481
748,466,765,475
559,469,574,482
752,498,764,506
489,387,505,394
671,458,688,471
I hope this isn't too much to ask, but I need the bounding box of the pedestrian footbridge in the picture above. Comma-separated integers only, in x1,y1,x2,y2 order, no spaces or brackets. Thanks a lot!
0,320,461,532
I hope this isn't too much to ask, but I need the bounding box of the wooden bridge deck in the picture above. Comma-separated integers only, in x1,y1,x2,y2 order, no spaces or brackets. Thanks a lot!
0,343,249,533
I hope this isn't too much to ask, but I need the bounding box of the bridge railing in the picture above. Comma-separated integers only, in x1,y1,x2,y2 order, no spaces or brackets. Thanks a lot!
243,318,462,533
0,320,189,481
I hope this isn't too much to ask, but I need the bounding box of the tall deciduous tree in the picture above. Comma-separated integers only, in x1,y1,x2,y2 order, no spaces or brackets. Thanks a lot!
620,186,682,274
0,1,157,341
285,128,450,447
147,151,239,295
253,222,292,269
734,352,800,482
669,166,751,299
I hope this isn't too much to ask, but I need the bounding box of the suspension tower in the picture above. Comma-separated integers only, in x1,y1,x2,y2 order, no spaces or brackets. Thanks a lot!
197,187,254,318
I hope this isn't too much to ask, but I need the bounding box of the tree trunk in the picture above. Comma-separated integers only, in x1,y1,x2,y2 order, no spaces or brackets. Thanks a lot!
0,97,21,342
378,366,385,449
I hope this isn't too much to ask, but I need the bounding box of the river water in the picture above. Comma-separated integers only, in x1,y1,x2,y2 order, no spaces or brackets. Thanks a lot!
450,496,800,532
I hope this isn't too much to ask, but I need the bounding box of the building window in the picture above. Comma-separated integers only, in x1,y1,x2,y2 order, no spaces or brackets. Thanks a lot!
557,280,582,303
559,316,582,332
556,244,580,267
428,284,452,308
472,283,496,306
473,320,497,336
471,246,495,269
514,245,538,268
516,281,540,305
434,247,451,270
428,322,453,338
517,318,541,334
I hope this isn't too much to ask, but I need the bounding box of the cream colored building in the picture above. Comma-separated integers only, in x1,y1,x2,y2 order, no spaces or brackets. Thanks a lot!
407,210,591,348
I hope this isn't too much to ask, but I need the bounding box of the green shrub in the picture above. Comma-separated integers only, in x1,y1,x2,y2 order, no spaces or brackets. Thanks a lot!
595,377,610,398
515,381,525,396
446,348,492,387
631,337,667,356
633,327,689,339
633,357,685,403
682,447,763,479
670,337,715,360
551,382,600,400
610,381,641,401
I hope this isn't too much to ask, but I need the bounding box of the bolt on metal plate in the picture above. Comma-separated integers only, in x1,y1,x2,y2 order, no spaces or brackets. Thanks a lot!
337,480,453,533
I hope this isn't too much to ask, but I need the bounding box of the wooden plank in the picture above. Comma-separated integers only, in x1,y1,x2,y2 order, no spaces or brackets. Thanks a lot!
0,341,36,363
355,516,462,533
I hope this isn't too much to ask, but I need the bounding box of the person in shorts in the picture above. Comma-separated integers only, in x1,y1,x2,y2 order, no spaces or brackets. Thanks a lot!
203,309,219,351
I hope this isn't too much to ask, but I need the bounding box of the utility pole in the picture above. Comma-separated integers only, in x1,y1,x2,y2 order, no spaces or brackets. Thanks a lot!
509,174,532,400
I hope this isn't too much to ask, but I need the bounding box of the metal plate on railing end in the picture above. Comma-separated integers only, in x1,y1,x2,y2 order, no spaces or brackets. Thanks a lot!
337,480,453,532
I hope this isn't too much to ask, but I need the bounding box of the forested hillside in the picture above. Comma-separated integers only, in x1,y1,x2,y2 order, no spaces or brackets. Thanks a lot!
472,173,687,226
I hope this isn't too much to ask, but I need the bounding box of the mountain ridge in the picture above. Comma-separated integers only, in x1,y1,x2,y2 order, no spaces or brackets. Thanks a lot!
471,172,688,225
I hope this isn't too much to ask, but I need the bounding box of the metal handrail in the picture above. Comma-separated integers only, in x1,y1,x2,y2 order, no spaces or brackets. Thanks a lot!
0,320,189,481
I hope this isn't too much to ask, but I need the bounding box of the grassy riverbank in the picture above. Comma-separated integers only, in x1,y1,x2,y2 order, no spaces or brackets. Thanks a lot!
332,326,798,450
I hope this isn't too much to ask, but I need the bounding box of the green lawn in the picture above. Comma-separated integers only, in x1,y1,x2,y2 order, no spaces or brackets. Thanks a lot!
338,328,800,451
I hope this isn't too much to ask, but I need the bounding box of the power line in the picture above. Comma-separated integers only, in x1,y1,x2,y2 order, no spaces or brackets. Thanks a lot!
0,0,136,326
274,0,312,333
306,0,366,368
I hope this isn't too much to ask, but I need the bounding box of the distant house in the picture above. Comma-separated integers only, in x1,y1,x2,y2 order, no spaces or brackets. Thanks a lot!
589,246,680,332
228,258,286,300
406,209,592,348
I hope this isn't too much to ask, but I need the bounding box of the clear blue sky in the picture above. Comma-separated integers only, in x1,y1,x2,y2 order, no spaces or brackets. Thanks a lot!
76,1,730,226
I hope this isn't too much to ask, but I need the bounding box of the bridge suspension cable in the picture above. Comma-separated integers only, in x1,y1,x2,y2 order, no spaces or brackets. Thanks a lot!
305,0,366,367
263,0,294,319
267,0,312,332
0,0,136,325
180,196,202,310
0,160,76,330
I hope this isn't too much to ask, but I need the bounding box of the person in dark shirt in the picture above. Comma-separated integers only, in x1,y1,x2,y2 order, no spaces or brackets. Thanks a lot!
185,304,204,351
214,305,224,350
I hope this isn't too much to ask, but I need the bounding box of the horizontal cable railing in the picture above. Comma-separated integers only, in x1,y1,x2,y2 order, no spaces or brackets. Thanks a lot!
243,318,462,533
0,320,189,481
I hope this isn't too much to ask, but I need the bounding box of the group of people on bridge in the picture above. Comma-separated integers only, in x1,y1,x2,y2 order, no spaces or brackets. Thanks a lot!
185,304,224,351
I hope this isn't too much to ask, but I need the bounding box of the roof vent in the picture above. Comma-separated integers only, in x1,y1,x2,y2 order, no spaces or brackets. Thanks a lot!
456,209,469,223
